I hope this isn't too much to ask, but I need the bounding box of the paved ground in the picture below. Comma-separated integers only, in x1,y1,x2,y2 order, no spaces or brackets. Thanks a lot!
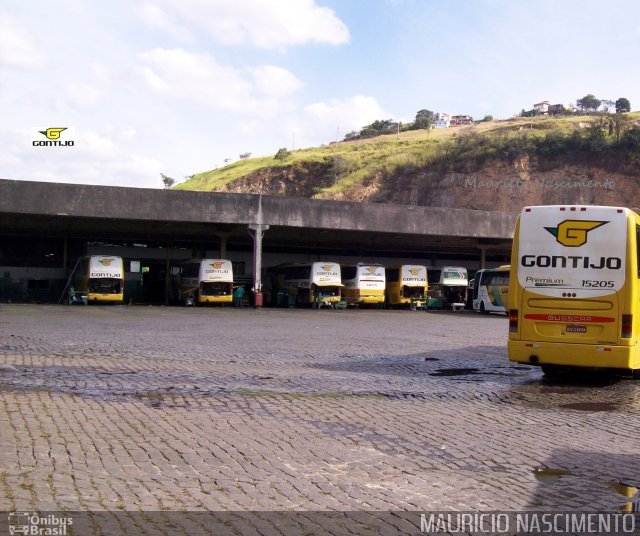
1,304,640,534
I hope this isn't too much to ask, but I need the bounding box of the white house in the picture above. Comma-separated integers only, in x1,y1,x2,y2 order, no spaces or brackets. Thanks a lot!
533,101,550,114
433,112,450,128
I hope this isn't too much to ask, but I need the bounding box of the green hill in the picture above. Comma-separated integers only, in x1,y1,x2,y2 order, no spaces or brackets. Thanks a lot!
175,113,640,211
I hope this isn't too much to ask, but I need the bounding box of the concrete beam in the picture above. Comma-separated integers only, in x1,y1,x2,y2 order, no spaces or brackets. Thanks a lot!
0,179,516,240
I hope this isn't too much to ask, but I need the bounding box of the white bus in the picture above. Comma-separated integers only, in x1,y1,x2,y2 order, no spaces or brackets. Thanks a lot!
177,259,233,305
341,263,386,306
73,255,124,304
472,265,509,314
427,266,469,310
282,262,342,307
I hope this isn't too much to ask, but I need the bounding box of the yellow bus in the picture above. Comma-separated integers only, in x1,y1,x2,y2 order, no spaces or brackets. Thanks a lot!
508,205,640,377
282,262,343,307
341,263,386,307
177,259,233,305
385,265,428,308
472,265,509,314
73,255,124,303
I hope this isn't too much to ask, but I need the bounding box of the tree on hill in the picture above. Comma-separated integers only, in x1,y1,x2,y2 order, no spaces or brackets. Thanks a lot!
274,148,290,161
161,173,175,189
576,94,601,113
616,97,631,113
412,109,434,130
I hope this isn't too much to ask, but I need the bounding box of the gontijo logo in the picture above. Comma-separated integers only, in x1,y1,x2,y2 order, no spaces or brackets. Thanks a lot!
211,262,223,269
409,267,421,276
99,259,113,267
40,128,66,140
32,127,75,147
544,220,608,247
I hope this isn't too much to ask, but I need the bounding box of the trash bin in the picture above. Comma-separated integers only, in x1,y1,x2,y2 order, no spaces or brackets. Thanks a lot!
254,291,263,308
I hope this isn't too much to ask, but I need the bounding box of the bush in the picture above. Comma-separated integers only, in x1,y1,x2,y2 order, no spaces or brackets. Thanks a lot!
274,148,290,161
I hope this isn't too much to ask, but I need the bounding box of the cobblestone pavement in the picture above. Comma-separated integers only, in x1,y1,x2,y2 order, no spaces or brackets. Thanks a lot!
1,304,640,533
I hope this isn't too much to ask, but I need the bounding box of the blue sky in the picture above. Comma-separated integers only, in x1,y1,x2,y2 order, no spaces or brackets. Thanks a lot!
2,0,639,188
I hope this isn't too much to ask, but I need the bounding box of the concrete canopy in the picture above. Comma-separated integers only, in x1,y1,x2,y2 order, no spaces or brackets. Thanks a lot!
0,179,515,256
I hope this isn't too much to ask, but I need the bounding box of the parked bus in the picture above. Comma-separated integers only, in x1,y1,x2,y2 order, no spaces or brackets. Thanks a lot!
73,255,124,303
385,265,428,308
508,205,640,377
176,259,233,305
427,266,469,310
341,263,386,307
281,262,342,307
472,265,510,314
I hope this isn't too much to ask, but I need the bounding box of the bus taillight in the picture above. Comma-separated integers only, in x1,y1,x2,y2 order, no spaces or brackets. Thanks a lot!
509,309,518,332
621,314,633,339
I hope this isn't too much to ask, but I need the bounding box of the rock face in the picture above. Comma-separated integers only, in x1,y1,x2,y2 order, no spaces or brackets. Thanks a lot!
217,156,640,213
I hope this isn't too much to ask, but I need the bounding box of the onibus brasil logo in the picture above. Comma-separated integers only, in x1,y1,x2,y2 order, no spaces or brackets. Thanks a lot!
32,127,74,147
544,220,608,247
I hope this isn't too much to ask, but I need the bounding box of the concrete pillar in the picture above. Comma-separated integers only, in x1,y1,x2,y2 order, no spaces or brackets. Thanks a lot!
164,241,171,306
219,234,228,259
249,224,268,293
248,195,269,305
478,246,488,269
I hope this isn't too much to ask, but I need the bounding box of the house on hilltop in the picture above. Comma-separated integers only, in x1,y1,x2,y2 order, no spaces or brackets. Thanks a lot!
433,113,450,128
533,101,550,114
450,115,473,126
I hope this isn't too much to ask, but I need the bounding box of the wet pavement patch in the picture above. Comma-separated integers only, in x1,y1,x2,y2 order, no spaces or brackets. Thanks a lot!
559,401,620,412
532,467,572,482
429,368,481,377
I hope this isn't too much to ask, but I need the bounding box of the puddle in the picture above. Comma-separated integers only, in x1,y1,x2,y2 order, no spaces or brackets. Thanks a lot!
429,368,481,377
532,467,572,482
559,401,620,412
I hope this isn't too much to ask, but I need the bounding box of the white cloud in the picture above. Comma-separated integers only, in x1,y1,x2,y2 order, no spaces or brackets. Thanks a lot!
161,0,350,49
304,95,388,137
135,3,192,42
66,83,104,112
248,65,303,97
0,8,45,68
138,48,301,113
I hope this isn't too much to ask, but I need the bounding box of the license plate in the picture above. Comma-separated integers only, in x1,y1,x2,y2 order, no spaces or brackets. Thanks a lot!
566,325,587,334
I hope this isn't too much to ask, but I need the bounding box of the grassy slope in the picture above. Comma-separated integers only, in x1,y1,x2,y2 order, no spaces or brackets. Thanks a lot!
175,113,640,195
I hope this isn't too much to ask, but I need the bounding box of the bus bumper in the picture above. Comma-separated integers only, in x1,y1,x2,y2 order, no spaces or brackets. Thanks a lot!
88,293,123,303
358,296,385,304
508,340,639,370
199,296,232,304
